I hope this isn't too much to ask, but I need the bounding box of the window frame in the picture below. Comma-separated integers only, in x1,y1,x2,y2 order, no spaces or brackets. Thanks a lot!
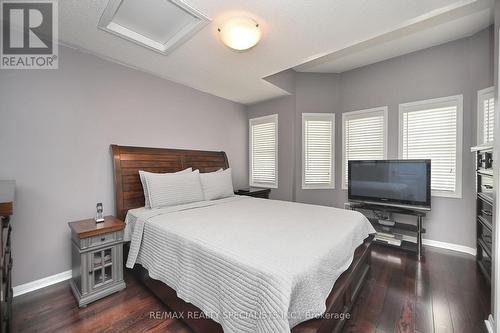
249,114,278,188
341,106,388,190
477,86,495,145
301,113,335,190
398,95,463,199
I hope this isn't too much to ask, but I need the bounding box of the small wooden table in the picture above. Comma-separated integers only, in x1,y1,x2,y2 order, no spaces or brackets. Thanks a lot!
234,187,271,199
68,216,126,307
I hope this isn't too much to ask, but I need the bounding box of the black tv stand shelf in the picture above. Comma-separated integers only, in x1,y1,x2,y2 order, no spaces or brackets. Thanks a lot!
348,202,427,260
369,218,426,235
351,203,426,216
376,239,418,253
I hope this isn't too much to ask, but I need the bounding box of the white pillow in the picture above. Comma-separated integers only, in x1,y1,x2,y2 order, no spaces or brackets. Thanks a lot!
145,170,204,208
139,167,192,208
200,168,234,201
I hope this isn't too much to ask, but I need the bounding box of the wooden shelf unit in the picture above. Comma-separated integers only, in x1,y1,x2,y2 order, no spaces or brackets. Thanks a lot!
0,180,15,333
472,144,494,284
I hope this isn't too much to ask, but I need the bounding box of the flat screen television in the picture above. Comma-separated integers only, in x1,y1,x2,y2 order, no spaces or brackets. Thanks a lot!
348,159,431,211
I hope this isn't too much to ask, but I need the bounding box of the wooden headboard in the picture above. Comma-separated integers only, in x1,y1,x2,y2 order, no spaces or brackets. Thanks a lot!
111,145,229,220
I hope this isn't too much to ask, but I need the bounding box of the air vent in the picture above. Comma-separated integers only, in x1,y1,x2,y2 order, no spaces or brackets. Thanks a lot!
98,0,210,54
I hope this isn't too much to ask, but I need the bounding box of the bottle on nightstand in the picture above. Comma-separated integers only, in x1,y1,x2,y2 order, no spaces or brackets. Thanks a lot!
95,203,104,223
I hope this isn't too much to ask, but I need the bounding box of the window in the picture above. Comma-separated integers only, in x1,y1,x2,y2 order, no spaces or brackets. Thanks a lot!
399,95,463,198
477,87,495,144
249,114,278,188
302,113,335,189
342,107,387,189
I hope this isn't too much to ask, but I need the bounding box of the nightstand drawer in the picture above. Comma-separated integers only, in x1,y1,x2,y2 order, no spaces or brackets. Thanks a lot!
90,232,117,247
79,230,123,250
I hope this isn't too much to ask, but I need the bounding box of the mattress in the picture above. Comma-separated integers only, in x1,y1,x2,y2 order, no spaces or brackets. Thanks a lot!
125,196,375,333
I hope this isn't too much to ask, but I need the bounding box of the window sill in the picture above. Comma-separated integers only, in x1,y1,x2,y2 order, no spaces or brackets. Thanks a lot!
250,182,278,189
431,191,462,199
302,185,335,190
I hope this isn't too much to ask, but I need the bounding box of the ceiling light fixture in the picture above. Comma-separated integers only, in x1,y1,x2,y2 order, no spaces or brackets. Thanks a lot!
218,17,261,51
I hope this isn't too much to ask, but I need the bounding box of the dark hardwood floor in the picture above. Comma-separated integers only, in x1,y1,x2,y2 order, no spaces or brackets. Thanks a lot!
342,245,490,333
12,245,490,333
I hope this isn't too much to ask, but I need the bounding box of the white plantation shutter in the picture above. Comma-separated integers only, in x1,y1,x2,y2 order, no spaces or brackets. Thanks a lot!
484,97,495,143
342,107,387,189
302,113,334,189
249,114,278,187
399,95,463,198
478,87,495,144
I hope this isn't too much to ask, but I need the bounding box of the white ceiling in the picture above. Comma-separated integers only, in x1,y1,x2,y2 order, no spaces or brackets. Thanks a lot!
59,0,493,105
294,0,493,73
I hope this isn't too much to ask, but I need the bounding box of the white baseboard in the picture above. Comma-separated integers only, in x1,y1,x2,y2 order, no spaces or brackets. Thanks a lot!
423,238,476,256
485,314,495,333
10,238,475,298
13,269,72,297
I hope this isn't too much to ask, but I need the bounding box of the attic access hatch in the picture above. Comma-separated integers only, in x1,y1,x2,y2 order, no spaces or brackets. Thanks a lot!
98,0,210,54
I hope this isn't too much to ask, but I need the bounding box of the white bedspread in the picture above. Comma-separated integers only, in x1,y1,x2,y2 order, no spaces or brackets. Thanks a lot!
125,196,375,333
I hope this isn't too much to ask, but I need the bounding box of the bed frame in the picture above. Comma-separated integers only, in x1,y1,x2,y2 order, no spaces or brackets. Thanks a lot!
111,144,372,333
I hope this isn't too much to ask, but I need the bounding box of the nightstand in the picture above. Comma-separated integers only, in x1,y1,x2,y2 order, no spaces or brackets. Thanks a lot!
68,216,126,307
235,187,271,199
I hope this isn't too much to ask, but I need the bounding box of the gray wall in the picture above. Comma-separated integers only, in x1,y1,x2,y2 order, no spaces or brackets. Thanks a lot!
247,70,296,201
247,95,296,201
0,46,248,286
339,27,493,248
295,74,342,206
246,27,494,249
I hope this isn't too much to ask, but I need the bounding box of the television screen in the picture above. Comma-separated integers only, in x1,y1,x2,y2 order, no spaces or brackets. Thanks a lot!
348,160,431,210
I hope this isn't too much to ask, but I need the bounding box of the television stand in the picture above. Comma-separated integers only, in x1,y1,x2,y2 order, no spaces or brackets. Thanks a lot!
347,202,427,260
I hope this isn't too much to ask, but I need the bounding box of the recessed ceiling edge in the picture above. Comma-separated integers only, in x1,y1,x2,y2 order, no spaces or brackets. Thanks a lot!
97,0,211,55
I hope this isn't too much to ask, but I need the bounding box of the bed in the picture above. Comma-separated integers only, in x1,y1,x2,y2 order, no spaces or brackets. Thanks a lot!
111,145,374,333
